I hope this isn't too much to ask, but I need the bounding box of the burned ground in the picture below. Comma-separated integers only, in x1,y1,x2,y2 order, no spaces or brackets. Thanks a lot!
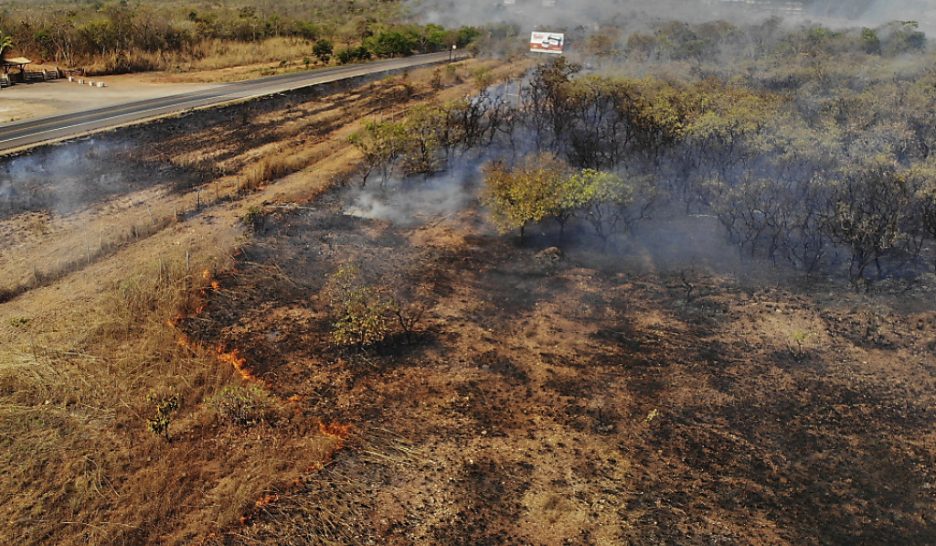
187,187,936,544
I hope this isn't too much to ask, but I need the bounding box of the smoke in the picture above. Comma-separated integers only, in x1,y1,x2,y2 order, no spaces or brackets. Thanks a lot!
407,0,935,33
809,0,936,32
0,138,207,221
343,160,482,226
407,0,739,28
0,140,136,218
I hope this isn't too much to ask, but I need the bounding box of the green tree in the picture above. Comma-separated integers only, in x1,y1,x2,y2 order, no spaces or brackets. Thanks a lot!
349,120,408,186
313,39,333,63
482,154,571,241
400,105,445,175
567,169,639,245
366,29,416,57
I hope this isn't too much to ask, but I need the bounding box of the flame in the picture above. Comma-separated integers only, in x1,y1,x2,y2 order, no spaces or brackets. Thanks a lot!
254,494,279,509
319,421,353,448
216,345,259,382
236,422,355,528
210,280,221,291
176,334,199,353
240,482,303,527
167,314,261,383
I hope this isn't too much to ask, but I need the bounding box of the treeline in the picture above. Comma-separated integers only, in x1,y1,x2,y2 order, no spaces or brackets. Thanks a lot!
618,18,927,63
0,0,478,73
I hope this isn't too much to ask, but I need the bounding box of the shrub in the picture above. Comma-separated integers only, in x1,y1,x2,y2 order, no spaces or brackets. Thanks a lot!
322,264,428,348
324,264,393,347
146,392,180,441
365,30,416,57
336,45,371,65
211,385,275,427
313,39,333,63
241,206,265,233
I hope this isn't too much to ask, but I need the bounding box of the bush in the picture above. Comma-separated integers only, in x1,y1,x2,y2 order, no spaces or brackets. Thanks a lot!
146,392,179,441
211,385,275,427
336,45,371,65
241,206,265,233
365,30,416,57
324,264,393,347
820,161,916,287
323,264,426,348
313,39,333,63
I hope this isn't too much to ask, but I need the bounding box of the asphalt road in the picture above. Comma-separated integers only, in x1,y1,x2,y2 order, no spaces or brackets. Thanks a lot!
0,52,454,154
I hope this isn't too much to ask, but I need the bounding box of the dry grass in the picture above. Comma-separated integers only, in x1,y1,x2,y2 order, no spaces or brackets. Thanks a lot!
0,254,332,544
84,37,326,80
240,148,316,193
0,216,179,305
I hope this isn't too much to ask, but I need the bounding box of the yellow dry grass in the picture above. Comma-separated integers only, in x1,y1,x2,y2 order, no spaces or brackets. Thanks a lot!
84,37,328,82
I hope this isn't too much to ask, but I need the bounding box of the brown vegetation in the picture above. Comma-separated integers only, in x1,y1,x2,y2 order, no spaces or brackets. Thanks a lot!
185,182,936,544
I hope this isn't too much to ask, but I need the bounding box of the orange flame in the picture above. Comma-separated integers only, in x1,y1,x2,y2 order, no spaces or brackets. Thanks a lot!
166,263,264,383
319,421,353,448
254,493,279,509
216,345,259,382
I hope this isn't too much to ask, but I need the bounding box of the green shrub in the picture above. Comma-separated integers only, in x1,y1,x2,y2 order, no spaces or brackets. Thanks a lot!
211,385,275,427
146,392,180,441
324,264,392,347
313,39,333,63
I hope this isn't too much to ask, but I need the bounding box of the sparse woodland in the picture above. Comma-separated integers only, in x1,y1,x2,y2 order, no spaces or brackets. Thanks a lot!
351,18,936,289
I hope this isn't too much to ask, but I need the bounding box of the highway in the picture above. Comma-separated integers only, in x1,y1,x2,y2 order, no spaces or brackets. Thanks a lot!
0,52,455,154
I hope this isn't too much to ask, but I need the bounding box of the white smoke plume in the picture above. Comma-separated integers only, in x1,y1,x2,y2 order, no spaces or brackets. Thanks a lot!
407,0,935,32
343,162,482,226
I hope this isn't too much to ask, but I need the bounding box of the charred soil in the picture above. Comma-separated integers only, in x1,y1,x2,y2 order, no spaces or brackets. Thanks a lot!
189,190,936,544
